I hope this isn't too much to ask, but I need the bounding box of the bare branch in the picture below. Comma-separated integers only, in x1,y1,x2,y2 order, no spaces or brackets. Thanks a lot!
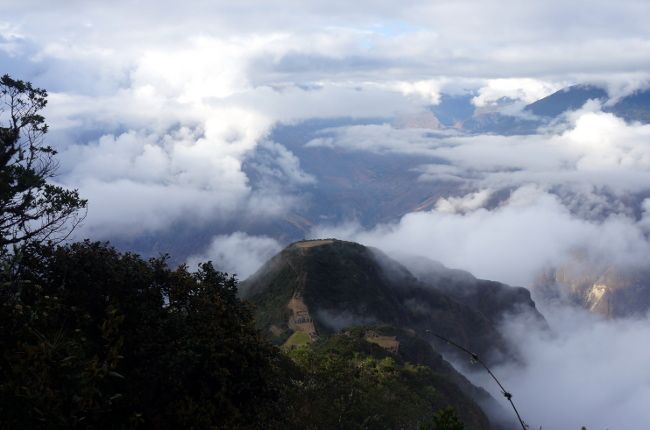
430,331,529,430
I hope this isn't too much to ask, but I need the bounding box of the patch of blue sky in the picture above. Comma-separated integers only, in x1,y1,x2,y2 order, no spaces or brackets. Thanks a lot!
369,20,421,37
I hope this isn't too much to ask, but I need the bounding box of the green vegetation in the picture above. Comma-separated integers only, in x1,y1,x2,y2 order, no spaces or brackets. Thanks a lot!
287,332,488,430
0,240,479,429
428,408,465,430
0,76,480,429
284,330,311,349
242,252,296,341
0,241,295,428
0,74,86,248
246,239,513,365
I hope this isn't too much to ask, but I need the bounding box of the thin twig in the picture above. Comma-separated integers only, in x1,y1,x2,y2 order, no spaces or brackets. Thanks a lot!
431,332,528,430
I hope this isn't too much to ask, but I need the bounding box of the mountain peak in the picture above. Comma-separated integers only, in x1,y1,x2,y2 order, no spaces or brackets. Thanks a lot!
524,84,608,117
243,238,545,365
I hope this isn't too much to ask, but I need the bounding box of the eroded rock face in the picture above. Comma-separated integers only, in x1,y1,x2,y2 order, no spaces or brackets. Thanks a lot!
586,283,610,314
535,259,650,318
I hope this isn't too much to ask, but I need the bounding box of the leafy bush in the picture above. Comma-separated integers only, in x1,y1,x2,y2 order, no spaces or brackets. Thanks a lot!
0,241,294,429
287,334,468,430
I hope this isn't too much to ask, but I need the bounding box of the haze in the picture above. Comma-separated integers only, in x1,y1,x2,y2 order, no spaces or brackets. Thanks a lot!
4,1,650,428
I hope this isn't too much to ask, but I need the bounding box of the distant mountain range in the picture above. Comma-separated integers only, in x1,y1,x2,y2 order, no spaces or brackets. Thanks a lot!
109,83,650,321
115,83,650,254
462,84,650,134
524,85,608,117
526,84,650,123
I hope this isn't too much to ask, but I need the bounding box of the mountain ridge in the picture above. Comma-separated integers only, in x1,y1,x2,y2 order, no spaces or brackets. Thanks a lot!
242,239,545,363
242,238,544,429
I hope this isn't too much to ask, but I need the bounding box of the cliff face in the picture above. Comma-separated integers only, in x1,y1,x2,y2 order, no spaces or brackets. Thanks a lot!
535,259,650,318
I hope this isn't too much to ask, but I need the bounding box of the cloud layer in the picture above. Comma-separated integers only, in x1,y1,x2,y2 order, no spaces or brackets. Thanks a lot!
303,103,650,291
468,305,650,430
4,0,650,242
187,232,282,279
4,0,650,291
4,3,650,428
312,186,650,287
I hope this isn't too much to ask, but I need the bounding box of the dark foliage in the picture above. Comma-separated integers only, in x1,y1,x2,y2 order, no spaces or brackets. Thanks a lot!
0,74,86,248
0,241,294,429
0,77,473,429
245,240,518,365
0,240,473,429
287,333,470,430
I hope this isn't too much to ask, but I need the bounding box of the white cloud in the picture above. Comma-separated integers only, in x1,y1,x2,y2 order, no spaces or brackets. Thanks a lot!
187,232,283,279
311,186,650,287
72,179,236,238
5,0,650,275
2,0,650,245
395,79,443,105
247,140,316,187
435,189,492,214
469,305,650,430
3,4,650,427
130,34,292,102
23,29,448,239
5,1,650,88
57,103,276,238
472,78,561,107
306,106,650,196
230,82,417,120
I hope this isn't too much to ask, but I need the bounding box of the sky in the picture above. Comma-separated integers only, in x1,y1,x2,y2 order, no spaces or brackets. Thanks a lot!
4,1,650,428
3,0,650,292
3,0,650,259
1,3,648,254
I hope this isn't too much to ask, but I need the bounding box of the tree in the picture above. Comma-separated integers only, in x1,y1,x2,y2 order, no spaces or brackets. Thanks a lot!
0,74,86,249
286,333,477,429
0,241,295,429
430,407,465,430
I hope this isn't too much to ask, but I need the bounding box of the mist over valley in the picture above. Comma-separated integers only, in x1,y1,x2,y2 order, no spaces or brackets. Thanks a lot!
3,1,650,428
